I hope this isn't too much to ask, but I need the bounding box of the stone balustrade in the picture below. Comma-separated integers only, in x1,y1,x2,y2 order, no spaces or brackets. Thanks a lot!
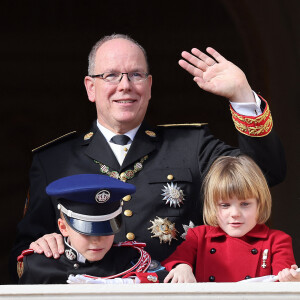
1,283,300,299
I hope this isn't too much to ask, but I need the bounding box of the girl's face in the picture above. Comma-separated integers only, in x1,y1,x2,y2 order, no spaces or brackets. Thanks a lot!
216,197,258,237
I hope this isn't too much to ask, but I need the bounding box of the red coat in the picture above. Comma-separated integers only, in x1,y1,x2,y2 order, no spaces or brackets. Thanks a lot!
162,224,295,282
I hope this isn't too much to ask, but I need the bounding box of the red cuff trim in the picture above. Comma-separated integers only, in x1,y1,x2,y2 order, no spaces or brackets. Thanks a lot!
230,96,273,137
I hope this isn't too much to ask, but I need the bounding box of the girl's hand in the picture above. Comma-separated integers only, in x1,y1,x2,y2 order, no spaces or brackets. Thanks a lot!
278,265,300,282
164,263,197,283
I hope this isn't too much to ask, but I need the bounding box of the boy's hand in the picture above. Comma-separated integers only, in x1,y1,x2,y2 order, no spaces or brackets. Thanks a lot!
164,263,196,283
30,233,64,259
278,265,300,282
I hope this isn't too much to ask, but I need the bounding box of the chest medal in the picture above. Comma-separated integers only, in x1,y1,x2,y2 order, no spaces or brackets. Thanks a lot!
148,216,178,245
181,220,195,240
161,182,185,208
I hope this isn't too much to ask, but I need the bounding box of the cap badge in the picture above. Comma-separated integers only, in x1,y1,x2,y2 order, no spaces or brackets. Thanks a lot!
95,190,110,203
148,216,178,245
181,220,195,240
65,248,77,261
84,132,94,140
161,182,185,208
145,130,156,137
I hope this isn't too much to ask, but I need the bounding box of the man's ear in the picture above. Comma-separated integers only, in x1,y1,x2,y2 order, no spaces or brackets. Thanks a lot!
84,76,96,103
58,218,69,237
148,75,152,100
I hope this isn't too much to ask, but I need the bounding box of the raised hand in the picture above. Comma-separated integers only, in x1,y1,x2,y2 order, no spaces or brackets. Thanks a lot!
179,47,255,103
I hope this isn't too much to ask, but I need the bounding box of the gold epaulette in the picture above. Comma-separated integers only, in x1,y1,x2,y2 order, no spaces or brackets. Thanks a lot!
230,97,273,137
158,123,207,127
32,131,77,152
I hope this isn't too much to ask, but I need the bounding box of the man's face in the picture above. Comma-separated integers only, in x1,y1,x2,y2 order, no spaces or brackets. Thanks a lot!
85,38,152,134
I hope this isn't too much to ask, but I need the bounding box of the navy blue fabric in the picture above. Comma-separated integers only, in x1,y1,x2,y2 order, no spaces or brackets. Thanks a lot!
64,213,122,236
45,174,134,235
46,174,136,204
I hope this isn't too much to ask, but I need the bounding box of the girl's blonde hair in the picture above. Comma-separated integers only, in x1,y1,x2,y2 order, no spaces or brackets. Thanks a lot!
203,155,271,226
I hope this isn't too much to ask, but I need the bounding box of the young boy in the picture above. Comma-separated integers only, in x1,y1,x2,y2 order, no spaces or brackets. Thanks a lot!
17,174,167,284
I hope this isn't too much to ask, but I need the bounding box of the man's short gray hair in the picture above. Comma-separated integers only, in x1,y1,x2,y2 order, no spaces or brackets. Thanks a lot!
87,34,149,75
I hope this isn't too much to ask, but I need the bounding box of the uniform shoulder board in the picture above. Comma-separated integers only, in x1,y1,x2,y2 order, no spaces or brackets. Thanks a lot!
157,123,207,127
17,249,34,262
17,249,34,279
32,131,77,153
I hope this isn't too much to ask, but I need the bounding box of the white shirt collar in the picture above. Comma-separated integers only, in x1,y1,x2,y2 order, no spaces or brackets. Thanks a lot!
96,120,140,143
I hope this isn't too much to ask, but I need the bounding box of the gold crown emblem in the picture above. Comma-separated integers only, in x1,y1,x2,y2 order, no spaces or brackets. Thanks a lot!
145,130,156,137
84,132,94,140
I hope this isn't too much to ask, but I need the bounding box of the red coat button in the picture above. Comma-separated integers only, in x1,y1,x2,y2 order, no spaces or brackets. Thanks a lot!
251,248,258,255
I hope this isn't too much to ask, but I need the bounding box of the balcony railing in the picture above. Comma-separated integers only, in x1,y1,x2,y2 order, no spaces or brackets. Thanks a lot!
1,282,300,299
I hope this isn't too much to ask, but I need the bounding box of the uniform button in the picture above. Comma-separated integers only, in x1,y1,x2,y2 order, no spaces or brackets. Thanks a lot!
245,275,251,280
73,264,79,269
210,248,216,254
123,195,131,202
124,147,128,152
126,232,135,240
251,248,258,255
124,209,133,217
209,276,215,282
167,174,174,180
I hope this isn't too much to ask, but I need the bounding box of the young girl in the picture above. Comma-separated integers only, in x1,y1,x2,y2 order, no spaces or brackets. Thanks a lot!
162,155,299,283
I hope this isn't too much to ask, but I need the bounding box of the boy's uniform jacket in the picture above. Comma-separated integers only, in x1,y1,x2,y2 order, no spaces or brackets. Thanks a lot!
18,241,167,284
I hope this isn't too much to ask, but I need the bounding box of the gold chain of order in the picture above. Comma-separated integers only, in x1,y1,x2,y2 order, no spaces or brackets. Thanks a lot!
94,155,148,182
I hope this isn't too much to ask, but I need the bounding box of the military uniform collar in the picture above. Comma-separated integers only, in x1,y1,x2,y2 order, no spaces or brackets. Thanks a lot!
64,238,86,263
121,122,159,170
205,224,269,239
81,121,160,172
82,122,120,171
81,121,98,146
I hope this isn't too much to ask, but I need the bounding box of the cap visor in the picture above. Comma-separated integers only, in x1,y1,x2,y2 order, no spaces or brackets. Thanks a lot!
65,214,122,236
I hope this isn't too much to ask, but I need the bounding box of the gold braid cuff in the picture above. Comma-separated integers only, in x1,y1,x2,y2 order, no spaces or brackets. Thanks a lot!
230,97,273,137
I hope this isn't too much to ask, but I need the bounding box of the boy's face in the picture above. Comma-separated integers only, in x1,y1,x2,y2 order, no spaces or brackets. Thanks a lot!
216,197,258,237
58,218,114,261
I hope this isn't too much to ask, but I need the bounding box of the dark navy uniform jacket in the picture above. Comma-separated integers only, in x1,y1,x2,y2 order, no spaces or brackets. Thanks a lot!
19,241,167,284
11,120,285,282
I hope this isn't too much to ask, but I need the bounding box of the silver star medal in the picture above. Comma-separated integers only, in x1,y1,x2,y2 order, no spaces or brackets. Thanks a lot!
181,221,195,240
161,182,185,208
